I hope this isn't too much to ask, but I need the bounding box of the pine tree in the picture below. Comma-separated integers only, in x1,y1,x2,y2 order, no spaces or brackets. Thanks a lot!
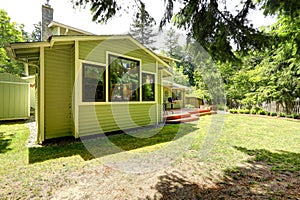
30,22,42,42
129,1,157,50
164,27,182,57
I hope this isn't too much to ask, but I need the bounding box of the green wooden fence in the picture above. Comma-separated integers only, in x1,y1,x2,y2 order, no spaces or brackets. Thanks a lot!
0,73,30,120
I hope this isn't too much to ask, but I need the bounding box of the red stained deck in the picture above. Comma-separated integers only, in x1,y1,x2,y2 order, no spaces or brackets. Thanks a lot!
164,108,216,124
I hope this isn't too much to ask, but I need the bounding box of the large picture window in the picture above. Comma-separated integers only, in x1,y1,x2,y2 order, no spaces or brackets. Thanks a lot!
142,73,155,101
82,63,105,102
109,55,140,101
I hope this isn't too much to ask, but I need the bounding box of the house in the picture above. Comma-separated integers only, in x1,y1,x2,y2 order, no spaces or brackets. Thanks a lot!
162,80,190,109
6,3,173,143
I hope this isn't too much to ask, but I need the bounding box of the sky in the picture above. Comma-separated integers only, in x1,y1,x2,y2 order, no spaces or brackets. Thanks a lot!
0,0,276,35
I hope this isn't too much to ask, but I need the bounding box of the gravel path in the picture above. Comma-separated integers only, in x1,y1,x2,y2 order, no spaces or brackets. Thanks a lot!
25,116,39,147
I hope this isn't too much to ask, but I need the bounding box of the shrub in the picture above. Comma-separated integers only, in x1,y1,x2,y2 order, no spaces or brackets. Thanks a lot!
238,109,245,114
244,109,250,114
217,105,227,111
250,110,257,115
287,114,293,118
292,113,300,119
253,107,263,113
258,110,268,115
229,109,238,114
270,112,277,116
279,112,286,117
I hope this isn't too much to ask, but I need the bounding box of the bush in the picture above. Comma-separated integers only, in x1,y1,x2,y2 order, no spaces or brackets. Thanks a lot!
253,107,263,113
244,109,250,114
238,109,245,114
258,110,268,115
292,113,300,119
229,109,238,114
287,114,293,118
217,105,227,111
270,112,277,116
279,112,286,117
250,110,257,114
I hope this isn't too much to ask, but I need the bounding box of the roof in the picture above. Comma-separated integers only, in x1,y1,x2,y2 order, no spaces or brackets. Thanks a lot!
48,21,95,35
157,54,181,62
163,80,190,90
6,35,173,73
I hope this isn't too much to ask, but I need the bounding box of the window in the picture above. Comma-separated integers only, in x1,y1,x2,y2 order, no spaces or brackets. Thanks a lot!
82,63,105,102
109,55,140,101
142,73,155,101
172,89,182,100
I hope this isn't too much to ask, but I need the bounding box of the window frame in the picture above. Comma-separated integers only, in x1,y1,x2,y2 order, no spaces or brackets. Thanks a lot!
142,72,156,102
79,52,158,105
82,62,106,103
108,53,141,102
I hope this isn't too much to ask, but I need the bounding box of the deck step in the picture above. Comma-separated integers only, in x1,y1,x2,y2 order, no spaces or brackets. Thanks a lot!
188,109,211,114
194,111,217,117
166,116,199,124
165,112,191,120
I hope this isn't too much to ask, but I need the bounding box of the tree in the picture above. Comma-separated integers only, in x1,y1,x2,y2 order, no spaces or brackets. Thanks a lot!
257,15,300,113
216,13,300,111
21,22,42,42
129,1,157,50
0,9,24,76
164,27,181,57
70,0,284,62
30,22,42,42
163,28,196,86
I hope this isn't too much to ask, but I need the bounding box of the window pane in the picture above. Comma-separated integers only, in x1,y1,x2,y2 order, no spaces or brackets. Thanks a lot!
109,55,140,101
142,73,155,101
172,89,182,100
82,64,105,102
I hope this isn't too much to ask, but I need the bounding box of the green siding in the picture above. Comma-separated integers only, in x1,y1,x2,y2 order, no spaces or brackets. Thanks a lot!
0,73,29,120
40,38,165,140
77,39,164,137
157,70,163,122
44,45,74,139
79,40,105,63
29,66,37,76
77,39,163,137
70,45,75,136
78,104,157,137
79,40,156,73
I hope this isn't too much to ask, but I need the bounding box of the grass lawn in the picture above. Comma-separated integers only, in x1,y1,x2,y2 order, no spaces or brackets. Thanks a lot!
0,115,299,199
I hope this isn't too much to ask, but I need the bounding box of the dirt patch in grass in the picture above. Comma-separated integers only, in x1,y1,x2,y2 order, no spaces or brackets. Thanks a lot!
48,155,300,199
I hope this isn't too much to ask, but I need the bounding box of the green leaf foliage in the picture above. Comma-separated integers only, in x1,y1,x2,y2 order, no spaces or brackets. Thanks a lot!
0,9,25,76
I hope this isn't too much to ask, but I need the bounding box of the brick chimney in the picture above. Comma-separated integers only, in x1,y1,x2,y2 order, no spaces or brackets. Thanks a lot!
41,2,53,41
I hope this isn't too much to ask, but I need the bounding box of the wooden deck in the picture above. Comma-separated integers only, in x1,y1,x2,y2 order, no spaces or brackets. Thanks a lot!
164,108,216,124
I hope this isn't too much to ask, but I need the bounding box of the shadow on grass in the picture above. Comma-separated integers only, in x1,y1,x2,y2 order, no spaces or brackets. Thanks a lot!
0,132,13,153
0,120,24,154
29,123,198,164
146,147,300,199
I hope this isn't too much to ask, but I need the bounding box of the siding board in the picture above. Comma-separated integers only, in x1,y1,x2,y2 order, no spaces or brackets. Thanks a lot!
78,103,157,137
79,40,157,73
44,45,74,139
